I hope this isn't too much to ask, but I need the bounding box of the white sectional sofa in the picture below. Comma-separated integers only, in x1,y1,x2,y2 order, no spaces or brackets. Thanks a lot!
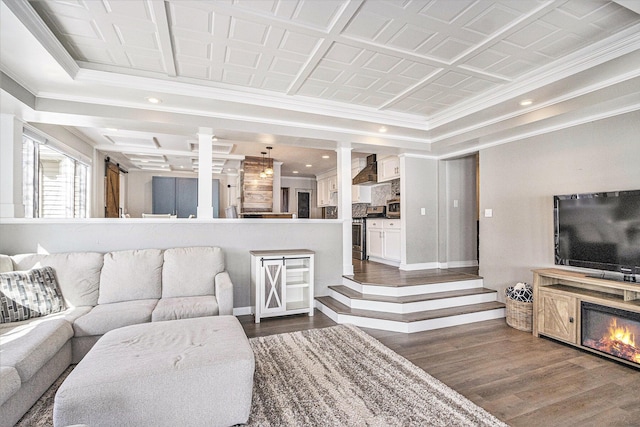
0,246,234,427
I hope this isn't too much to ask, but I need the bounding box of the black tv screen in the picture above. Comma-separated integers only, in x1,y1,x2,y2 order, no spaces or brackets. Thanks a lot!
554,190,640,276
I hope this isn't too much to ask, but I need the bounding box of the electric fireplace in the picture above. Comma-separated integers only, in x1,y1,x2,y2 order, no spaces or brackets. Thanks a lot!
581,302,640,366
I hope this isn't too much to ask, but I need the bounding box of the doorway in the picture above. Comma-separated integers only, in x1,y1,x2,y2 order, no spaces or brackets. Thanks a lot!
105,161,120,218
297,190,310,218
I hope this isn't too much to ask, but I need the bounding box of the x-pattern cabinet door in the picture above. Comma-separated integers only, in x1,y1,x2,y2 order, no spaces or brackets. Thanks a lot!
539,290,577,344
260,259,286,315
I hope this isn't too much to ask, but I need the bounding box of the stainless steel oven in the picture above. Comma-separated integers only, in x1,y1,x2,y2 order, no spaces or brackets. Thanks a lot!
352,218,366,260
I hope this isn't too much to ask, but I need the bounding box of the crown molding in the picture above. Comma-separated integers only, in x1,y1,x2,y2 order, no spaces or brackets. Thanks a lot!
439,100,640,160
2,0,79,79
428,23,640,130
72,67,429,132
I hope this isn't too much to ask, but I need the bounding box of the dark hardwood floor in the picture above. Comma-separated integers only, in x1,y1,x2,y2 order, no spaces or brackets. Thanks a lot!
239,310,640,427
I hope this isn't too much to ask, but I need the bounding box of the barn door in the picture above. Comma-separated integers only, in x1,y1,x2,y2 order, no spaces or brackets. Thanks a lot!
105,161,120,218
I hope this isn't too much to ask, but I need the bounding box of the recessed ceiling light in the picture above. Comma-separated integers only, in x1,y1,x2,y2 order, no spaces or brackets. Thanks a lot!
305,164,312,167
106,127,118,132
322,155,330,159
212,136,218,142
519,99,533,106
378,126,387,133
146,97,162,104
292,170,299,174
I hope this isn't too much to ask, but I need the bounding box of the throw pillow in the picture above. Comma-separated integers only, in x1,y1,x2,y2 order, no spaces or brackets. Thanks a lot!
0,267,66,323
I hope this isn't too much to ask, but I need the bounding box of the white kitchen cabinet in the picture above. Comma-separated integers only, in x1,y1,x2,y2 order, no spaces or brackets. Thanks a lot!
351,164,372,203
366,219,384,259
316,171,337,207
250,249,314,323
382,219,401,262
366,219,401,263
377,156,400,182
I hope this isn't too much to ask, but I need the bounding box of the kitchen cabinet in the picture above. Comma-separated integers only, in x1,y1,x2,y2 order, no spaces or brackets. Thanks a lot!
366,219,401,262
316,170,337,207
351,160,372,203
250,249,315,323
377,156,400,183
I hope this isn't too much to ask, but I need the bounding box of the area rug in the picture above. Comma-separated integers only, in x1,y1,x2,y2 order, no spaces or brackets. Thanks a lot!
17,324,507,426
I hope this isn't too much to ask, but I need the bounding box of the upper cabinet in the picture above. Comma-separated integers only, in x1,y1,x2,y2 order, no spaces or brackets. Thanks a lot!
351,159,371,203
377,156,400,183
316,170,337,207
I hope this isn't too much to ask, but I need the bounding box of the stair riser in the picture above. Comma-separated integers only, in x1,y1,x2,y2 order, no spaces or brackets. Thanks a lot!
342,277,484,297
316,300,505,333
328,289,498,313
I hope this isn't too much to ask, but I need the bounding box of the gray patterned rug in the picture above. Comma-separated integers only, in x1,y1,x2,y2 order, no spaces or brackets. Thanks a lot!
18,324,507,426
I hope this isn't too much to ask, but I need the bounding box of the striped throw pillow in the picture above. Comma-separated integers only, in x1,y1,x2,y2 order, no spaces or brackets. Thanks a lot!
0,267,66,323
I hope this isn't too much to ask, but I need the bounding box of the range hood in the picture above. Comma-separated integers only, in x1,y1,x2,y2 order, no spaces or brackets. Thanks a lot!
352,154,377,186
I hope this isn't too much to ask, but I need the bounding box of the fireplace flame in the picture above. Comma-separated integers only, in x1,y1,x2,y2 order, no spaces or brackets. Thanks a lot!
608,318,636,349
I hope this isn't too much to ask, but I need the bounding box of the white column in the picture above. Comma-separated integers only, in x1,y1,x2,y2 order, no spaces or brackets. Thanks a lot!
272,161,282,213
0,115,25,218
197,128,214,218
336,143,353,276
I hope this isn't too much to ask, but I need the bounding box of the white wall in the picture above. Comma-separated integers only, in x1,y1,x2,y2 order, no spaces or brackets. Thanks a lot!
479,111,640,302
280,176,321,218
0,219,343,309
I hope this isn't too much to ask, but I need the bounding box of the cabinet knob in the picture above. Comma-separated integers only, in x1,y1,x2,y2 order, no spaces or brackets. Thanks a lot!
569,317,574,323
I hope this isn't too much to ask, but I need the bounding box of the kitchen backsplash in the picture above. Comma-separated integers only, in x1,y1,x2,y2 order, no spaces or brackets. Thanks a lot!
352,203,368,218
371,179,400,206
325,206,338,219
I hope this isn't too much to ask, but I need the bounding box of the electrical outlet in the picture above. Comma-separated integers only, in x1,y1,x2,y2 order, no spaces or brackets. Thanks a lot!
484,209,493,218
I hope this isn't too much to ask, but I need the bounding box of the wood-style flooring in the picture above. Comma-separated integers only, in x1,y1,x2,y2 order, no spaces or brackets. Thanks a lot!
348,259,480,286
242,261,638,425
239,310,640,427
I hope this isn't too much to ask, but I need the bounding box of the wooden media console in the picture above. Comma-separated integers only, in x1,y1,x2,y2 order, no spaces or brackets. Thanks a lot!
532,268,640,368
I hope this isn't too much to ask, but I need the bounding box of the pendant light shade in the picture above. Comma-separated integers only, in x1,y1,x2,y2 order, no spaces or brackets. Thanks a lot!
265,146,273,175
259,151,267,179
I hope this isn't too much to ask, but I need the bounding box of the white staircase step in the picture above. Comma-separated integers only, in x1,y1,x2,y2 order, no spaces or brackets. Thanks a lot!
316,296,506,334
341,276,484,297
329,285,499,314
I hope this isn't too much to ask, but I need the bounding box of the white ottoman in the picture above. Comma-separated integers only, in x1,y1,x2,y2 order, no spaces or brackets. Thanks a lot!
53,316,255,427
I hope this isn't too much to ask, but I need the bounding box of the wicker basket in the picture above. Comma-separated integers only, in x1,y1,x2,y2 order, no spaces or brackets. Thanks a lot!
505,298,533,332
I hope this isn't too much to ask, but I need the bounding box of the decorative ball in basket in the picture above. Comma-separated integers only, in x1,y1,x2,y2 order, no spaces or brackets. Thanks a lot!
505,282,533,332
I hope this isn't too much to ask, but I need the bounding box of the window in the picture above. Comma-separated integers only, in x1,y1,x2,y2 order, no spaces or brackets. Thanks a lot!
22,133,90,218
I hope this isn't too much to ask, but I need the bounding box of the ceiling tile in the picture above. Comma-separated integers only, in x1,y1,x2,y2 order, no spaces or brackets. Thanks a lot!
269,57,304,76
225,47,261,69
291,0,345,30
174,38,210,60
101,0,152,20
464,4,521,36
170,3,212,33
429,37,475,62
113,25,159,50
342,8,391,40
363,53,403,73
324,43,363,65
419,0,475,24
278,30,320,55
229,17,269,46
388,24,436,51
177,62,210,80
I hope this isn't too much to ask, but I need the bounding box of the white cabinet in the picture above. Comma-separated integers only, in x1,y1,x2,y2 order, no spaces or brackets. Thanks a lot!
378,156,400,182
383,219,401,262
316,171,337,207
366,219,401,263
351,160,372,203
366,219,384,259
250,249,314,323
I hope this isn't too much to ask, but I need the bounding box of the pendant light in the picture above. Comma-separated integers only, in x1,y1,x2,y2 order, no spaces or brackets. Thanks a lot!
259,151,267,179
265,146,274,175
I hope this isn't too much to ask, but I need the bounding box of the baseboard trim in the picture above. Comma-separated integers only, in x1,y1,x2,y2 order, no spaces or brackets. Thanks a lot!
399,262,439,271
439,260,479,269
233,306,253,316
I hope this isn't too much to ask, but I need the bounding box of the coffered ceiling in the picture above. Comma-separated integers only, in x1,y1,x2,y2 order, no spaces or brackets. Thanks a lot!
1,0,639,176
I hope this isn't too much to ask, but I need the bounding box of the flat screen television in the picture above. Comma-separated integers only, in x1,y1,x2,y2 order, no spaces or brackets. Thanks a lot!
554,190,640,280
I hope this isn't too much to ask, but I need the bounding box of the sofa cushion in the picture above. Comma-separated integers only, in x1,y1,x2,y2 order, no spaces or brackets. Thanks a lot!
0,318,73,382
0,267,66,323
73,299,158,337
152,296,219,322
0,366,21,406
162,247,225,298
98,249,163,304
0,254,13,273
11,252,104,307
